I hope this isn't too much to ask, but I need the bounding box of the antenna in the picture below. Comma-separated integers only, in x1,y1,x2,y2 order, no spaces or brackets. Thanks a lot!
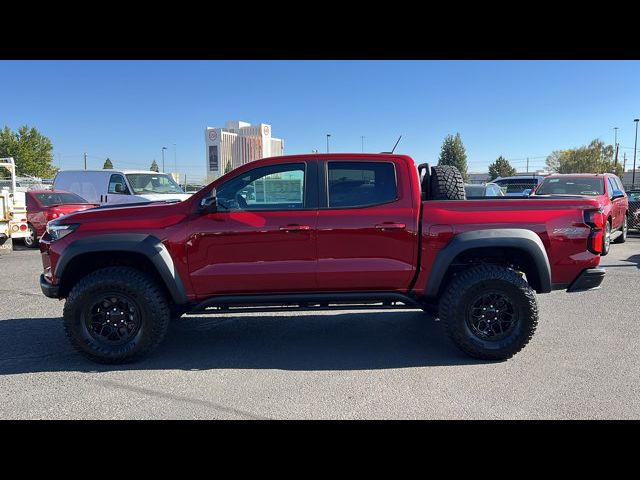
381,135,403,154
391,135,402,154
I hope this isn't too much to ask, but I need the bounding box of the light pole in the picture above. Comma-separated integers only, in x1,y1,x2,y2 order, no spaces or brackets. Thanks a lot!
326,134,331,153
633,119,639,189
614,127,619,166
161,146,167,172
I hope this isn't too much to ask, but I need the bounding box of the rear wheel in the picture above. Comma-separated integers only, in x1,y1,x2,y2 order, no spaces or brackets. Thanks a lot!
612,214,627,244
23,223,38,248
439,264,538,361
63,266,170,364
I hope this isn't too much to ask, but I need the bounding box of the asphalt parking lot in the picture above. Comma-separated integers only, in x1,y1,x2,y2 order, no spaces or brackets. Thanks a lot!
1,235,639,419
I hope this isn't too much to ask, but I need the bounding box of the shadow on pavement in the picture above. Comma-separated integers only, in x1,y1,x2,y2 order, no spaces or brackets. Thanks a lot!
0,311,488,375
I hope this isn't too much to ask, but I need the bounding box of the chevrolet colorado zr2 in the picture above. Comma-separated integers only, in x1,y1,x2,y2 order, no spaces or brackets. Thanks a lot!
39,154,607,363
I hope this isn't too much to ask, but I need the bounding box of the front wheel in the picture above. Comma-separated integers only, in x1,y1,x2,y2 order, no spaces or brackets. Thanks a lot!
23,223,38,248
439,264,539,361
612,214,627,244
601,221,611,255
63,266,171,364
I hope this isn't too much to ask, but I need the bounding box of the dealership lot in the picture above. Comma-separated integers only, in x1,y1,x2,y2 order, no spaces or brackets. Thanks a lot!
1,236,639,419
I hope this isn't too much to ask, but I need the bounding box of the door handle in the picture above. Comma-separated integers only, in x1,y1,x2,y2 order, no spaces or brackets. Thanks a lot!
375,223,406,230
279,224,311,232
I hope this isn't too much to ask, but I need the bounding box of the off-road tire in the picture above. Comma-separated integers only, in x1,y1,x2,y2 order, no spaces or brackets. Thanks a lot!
63,266,170,364
23,223,38,248
612,214,627,244
429,165,466,201
439,264,538,361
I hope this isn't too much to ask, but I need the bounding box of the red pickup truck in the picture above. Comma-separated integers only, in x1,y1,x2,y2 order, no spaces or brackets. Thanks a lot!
38,154,606,364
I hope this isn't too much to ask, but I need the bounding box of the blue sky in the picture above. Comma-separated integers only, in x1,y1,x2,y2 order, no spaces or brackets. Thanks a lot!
1,60,639,182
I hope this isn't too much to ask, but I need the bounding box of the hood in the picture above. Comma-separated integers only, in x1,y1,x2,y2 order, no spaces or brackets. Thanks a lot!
54,199,188,231
107,193,191,205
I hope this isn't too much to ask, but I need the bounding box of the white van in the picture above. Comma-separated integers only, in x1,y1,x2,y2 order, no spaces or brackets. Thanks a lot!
53,170,192,205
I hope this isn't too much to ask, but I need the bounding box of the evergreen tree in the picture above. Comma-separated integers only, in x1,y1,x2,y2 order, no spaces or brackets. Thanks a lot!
488,156,517,180
103,158,113,169
437,133,469,182
150,160,159,172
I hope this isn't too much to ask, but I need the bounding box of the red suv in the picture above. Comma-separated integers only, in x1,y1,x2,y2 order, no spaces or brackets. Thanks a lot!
532,173,628,255
24,190,98,248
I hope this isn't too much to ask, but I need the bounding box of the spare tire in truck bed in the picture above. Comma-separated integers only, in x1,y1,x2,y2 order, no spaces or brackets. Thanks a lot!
428,165,466,201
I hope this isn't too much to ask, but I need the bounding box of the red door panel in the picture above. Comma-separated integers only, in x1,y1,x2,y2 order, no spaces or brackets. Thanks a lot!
187,210,318,296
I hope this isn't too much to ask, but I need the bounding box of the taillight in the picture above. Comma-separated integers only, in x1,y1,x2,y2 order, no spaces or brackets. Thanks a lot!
584,209,604,255
20,224,27,231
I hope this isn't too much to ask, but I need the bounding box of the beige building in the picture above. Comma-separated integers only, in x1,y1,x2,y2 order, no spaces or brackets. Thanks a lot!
205,121,284,182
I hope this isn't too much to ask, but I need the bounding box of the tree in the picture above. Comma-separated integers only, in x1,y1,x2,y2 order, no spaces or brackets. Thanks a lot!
488,156,517,180
545,139,623,177
150,160,159,172
103,158,113,169
438,133,469,182
0,125,57,178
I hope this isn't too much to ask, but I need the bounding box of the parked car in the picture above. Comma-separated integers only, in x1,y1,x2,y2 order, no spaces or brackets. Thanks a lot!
493,176,545,197
53,169,191,206
531,173,628,255
24,190,98,248
464,182,505,198
39,154,606,364
625,189,640,231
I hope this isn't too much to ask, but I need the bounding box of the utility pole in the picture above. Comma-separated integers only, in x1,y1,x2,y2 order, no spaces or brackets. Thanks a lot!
84,152,87,170
161,146,167,173
326,134,331,153
526,157,529,173
614,127,619,166
623,152,627,172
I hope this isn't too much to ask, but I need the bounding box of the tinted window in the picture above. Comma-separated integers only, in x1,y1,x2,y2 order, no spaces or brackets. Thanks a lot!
35,192,89,206
535,177,604,195
328,162,397,208
108,174,130,194
216,163,306,211
607,177,618,198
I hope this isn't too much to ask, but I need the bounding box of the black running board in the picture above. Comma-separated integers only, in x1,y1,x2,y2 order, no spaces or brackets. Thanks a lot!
188,292,422,315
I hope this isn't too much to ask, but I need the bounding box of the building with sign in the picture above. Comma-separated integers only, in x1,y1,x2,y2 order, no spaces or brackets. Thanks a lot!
204,121,284,182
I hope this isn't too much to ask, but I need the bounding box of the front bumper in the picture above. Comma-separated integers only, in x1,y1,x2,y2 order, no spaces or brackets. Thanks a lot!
567,267,606,292
40,274,60,298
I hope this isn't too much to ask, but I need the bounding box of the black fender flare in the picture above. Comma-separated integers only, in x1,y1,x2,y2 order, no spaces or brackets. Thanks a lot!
55,234,188,304
424,228,552,297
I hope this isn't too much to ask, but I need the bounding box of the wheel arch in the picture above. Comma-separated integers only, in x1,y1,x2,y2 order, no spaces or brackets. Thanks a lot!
424,229,552,298
55,234,188,305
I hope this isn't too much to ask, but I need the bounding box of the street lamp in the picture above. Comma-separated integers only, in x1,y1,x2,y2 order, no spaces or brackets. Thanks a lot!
633,119,639,189
161,146,167,172
326,134,331,153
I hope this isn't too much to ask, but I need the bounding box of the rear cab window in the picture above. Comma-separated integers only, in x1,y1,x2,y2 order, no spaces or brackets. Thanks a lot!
326,161,397,208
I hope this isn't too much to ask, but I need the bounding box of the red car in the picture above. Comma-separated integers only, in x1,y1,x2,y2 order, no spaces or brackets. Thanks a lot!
24,190,98,248
532,173,628,255
38,154,606,364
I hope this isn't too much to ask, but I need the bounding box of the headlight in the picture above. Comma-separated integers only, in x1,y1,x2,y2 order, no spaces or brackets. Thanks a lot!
46,222,79,241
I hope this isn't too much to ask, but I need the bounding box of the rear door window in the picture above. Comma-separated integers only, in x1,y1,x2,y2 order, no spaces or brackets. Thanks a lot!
327,162,397,208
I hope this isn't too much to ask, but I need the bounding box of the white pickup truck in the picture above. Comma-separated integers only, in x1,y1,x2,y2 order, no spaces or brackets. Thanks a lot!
0,157,29,254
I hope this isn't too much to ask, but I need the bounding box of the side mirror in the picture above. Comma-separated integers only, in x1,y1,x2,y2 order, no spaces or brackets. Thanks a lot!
611,190,625,200
115,183,126,193
199,188,217,214
522,189,532,197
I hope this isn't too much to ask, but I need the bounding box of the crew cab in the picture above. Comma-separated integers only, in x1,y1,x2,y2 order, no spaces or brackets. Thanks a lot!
38,154,607,364
531,173,628,255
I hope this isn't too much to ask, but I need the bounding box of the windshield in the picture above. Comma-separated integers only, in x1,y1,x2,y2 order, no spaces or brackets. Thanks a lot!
125,174,184,195
35,192,89,206
535,177,604,196
493,178,538,194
